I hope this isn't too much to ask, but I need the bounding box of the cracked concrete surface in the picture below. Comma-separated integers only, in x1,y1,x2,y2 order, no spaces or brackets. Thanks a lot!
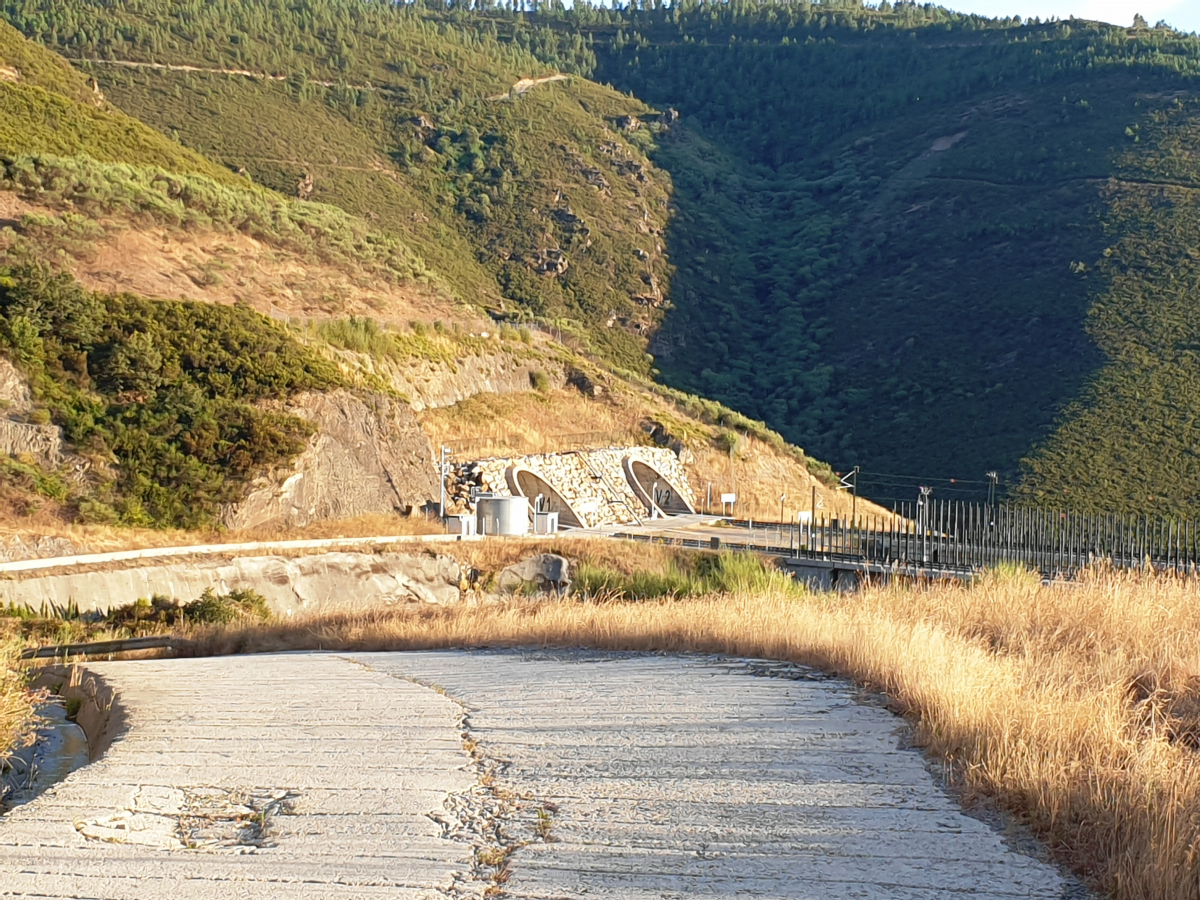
1,651,1081,898
0,654,478,898
359,651,1081,900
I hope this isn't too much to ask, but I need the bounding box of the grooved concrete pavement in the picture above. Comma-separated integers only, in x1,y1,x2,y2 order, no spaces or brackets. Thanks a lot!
1,651,1079,898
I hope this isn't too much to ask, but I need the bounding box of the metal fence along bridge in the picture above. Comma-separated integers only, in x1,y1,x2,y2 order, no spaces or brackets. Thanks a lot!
619,499,1200,587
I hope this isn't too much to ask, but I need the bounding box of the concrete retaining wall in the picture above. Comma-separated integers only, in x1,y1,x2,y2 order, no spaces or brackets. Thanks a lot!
0,551,463,616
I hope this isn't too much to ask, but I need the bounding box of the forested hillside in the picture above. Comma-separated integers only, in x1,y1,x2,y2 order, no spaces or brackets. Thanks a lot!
0,13,831,530
544,2,1200,511
1,0,674,369
4,0,1200,514
458,0,1200,512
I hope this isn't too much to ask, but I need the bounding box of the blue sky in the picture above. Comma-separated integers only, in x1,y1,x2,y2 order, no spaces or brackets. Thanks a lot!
943,0,1199,33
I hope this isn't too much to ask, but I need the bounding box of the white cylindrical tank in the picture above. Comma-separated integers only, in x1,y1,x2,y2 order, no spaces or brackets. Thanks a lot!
476,495,530,536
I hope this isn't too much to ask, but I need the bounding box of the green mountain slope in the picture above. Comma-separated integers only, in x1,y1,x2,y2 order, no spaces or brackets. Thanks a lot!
0,21,438,528
1014,106,1200,513
526,4,1200,510
0,20,240,181
1,0,674,371
6,1,1200,513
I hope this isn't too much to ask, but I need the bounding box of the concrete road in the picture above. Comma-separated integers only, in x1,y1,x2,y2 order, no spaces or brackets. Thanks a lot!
0,651,1080,898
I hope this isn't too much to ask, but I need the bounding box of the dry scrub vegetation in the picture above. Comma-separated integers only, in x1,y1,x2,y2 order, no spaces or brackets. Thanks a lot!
0,634,34,778
180,566,1200,900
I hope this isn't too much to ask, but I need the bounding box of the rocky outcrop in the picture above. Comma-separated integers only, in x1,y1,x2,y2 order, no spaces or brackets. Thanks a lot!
0,420,64,465
496,553,572,594
531,247,569,276
0,550,463,615
0,534,81,562
0,357,68,467
0,358,31,413
378,351,566,412
566,367,605,398
224,390,438,530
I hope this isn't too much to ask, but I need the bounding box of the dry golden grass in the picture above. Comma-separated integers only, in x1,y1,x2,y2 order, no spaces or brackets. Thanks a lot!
432,535,688,578
0,632,34,774
419,387,649,455
178,567,1200,900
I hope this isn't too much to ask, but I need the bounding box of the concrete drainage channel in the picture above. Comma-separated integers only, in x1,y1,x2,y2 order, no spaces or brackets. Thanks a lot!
0,650,1089,899
1,698,89,813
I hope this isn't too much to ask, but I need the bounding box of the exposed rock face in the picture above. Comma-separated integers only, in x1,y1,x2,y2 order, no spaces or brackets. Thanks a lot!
0,420,64,466
566,367,605,398
0,356,67,467
0,535,80,562
0,551,463,615
225,390,438,530
0,358,31,413
532,247,569,276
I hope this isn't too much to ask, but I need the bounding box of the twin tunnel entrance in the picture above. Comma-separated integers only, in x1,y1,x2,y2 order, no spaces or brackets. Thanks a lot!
504,455,693,529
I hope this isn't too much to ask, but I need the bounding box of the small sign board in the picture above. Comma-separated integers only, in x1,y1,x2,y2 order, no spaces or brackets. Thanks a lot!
720,493,737,504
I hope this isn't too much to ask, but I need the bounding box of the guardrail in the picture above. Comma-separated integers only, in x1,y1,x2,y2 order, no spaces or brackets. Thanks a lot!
20,636,194,660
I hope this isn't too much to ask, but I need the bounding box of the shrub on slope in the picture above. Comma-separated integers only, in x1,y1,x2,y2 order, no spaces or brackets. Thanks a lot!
0,264,342,527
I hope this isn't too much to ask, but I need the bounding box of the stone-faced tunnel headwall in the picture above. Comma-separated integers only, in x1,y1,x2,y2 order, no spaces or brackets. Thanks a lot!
448,446,697,529
624,457,696,517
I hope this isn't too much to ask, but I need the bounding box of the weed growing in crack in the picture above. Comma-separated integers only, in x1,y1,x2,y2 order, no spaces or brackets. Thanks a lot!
534,806,553,842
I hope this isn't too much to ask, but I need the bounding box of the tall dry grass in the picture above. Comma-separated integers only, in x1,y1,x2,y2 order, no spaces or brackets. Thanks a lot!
0,629,35,778
187,567,1200,899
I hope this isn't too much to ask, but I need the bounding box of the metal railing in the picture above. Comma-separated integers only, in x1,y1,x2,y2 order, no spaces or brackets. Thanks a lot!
623,501,1200,578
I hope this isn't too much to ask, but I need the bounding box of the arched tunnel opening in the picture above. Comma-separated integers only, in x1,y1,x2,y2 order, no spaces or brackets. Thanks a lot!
623,458,695,517
505,466,585,529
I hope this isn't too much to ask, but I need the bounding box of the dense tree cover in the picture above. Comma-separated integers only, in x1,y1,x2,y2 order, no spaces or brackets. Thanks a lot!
0,264,341,527
1014,103,1200,516
0,20,241,183
4,0,1200,510
526,2,1200,506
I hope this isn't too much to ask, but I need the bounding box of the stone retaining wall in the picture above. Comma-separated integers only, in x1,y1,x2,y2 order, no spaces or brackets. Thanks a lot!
449,446,696,528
